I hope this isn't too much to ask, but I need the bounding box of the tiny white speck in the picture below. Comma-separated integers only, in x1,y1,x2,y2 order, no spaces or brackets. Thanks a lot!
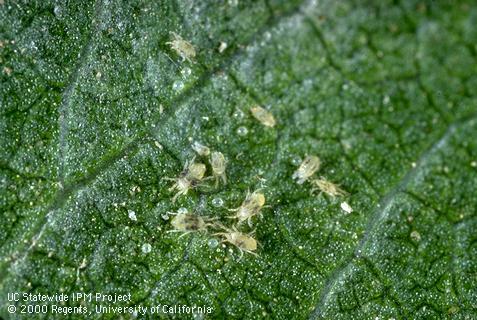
128,210,137,221
471,161,477,167
340,202,353,214
218,41,227,53
411,162,417,168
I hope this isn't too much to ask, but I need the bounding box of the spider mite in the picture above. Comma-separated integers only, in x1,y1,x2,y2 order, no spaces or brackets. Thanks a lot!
210,151,227,187
250,106,276,127
214,224,258,259
164,157,206,202
311,177,348,198
228,190,267,227
168,210,215,237
292,155,320,184
166,32,196,63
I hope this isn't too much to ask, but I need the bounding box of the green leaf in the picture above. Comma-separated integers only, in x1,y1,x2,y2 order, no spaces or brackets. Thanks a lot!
1,0,476,319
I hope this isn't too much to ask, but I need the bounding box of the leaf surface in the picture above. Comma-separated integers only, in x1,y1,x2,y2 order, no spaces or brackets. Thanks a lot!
1,0,476,319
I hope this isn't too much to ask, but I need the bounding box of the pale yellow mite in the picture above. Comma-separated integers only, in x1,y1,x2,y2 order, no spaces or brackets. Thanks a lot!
210,151,227,187
311,177,348,198
292,155,320,184
164,157,206,202
166,32,196,63
250,106,276,127
228,190,267,227
168,211,215,237
214,224,258,258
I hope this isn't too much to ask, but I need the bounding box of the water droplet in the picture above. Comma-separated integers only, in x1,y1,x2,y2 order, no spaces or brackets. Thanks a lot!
233,109,244,119
178,207,188,214
53,6,62,17
236,126,248,136
291,155,302,166
208,238,219,249
142,243,152,254
181,67,191,77
172,80,184,91
211,197,224,207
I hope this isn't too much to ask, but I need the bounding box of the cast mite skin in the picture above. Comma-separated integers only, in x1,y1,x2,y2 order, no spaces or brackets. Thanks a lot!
311,177,348,198
210,151,227,187
163,157,206,202
191,141,210,156
292,155,321,184
228,189,267,227
250,106,276,127
166,32,196,63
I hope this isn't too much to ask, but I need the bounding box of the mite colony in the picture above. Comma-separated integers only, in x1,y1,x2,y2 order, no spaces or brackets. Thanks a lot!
163,140,265,258
161,33,350,258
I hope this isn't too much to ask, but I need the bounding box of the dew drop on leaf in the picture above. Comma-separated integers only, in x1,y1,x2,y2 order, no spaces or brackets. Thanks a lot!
291,155,302,166
53,6,62,17
236,126,248,136
211,197,224,207
208,239,219,249
141,243,152,254
181,67,191,77
172,80,184,91
233,109,245,119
